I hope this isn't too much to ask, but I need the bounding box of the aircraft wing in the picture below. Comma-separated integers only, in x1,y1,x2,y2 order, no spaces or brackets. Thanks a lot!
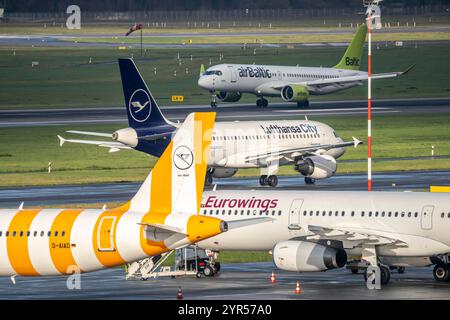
244,137,362,163
57,135,132,153
306,225,408,247
271,65,415,90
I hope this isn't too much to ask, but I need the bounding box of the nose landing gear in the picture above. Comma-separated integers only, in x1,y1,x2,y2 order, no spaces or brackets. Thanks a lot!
256,97,268,108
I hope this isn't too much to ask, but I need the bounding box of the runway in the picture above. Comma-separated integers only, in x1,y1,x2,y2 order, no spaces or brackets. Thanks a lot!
1,97,449,128
0,262,448,300
0,169,448,207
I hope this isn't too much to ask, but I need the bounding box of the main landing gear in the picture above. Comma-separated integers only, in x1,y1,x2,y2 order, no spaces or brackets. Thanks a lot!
297,100,309,108
205,169,213,186
259,175,278,187
304,177,316,185
433,264,450,282
364,265,391,286
256,97,268,108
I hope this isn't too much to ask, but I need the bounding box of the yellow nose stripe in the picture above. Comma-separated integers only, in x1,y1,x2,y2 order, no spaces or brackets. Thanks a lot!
7,209,40,276
49,209,82,274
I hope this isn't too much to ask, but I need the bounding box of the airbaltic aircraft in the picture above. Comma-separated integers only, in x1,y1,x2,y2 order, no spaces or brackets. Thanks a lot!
0,112,258,278
58,59,361,187
197,25,413,108
197,190,450,285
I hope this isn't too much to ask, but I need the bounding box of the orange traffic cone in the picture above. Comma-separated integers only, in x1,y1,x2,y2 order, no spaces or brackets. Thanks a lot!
177,287,183,300
270,271,276,283
295,281,301,294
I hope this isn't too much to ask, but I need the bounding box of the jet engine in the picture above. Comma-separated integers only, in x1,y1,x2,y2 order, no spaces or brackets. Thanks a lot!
280,85,309,102
112,127,138,147
211,168,238,178
294,155,337,179
217,91,242,103
273,240,347,272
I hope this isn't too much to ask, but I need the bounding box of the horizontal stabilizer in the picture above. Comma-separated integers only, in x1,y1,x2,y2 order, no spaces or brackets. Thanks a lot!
66,130,112,138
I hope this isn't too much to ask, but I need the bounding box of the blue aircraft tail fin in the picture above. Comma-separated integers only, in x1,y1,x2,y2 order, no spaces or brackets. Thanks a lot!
118,58,169,128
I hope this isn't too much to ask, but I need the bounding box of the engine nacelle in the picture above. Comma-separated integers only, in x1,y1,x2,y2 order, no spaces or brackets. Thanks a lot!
281,85,309,102
273,240,347,272
217,91,242,102
211,168,238,178
295,155,337,179
112,127,138,147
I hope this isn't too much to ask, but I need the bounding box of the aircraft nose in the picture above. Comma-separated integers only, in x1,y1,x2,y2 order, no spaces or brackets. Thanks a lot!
198,76,210,90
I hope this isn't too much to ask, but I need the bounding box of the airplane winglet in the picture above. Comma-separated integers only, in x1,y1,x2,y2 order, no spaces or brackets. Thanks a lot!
352,136,362,148
57,135,65,147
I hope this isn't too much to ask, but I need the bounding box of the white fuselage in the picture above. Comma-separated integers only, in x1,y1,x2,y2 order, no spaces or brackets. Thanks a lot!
198,64,365,96
198,190,450,263
208,120,345,169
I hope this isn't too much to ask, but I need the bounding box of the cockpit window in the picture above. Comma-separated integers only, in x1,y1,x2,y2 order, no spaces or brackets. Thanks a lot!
204,70,222,76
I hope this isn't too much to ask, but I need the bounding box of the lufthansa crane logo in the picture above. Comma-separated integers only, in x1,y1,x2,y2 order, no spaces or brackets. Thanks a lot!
129,89,152,123
173,145,194,170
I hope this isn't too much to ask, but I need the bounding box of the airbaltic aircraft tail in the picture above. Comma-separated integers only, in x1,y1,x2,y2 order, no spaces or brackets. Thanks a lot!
333,25,367,71
118,58,170,128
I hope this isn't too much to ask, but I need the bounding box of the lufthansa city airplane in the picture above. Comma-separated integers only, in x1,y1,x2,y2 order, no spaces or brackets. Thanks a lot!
197,190,450,286
197,25,414,108
0,112,258,278
58,59,361,187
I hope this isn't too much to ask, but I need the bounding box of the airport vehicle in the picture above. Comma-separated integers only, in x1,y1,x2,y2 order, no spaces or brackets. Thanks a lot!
58,59,361,187
196,190,450,285
0,112,233,277
197,25,413,108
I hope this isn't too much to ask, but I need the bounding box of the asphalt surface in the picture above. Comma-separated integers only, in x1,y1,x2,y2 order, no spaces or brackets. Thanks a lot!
1,97,449,128
0,170,448,207
1,26,450,48
0,262,448,299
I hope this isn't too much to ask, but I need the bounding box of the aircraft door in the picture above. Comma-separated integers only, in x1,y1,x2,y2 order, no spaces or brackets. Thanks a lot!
288,199,303,230
421,205,434,230
277,70,282,80
228,66,237,83
97,216,116,252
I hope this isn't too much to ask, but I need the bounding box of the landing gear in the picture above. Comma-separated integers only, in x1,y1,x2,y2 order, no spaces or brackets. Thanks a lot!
205,169,213,186
297,100,309,108
259,175,268,186
259,174,278,187
210,92,218,108
304,177,316,185
364,265,391,285
433,264,450,282
256,97,268,108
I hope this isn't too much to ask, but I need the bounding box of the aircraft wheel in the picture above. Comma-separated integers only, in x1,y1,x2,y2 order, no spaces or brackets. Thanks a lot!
256,99,262,108
259,175,268,186
304,177,315,185
267,175,278,187
261,98,269,108
351,268,359,274
210,101,217,108
397,267,406,274
433,264,450,282
364,265,390,285
380,266,391,285
205,173,213,186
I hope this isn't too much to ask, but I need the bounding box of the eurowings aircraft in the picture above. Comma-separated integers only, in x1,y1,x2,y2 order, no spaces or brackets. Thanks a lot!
58,59,361,187
197,190,450,285
198,25,414,108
